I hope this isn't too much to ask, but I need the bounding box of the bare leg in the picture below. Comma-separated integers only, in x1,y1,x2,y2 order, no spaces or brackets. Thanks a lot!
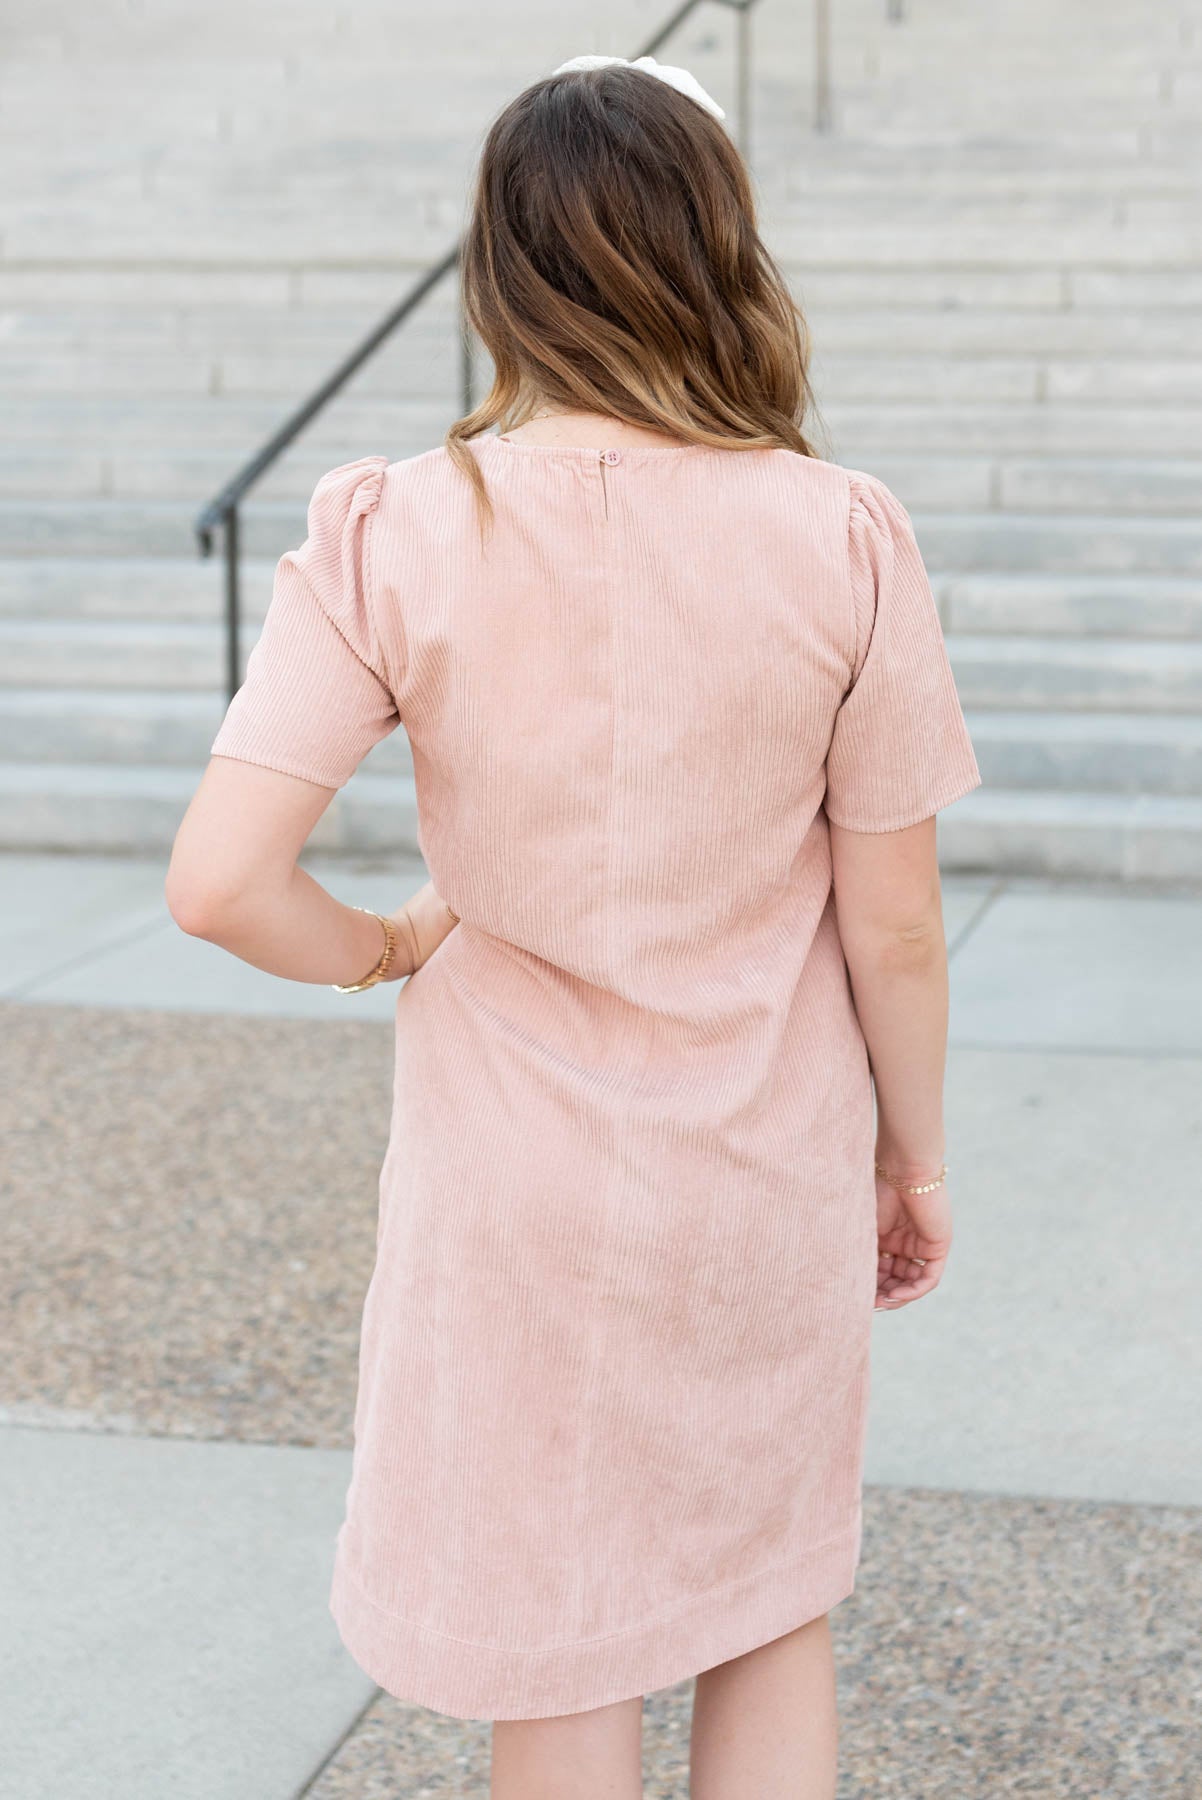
689,1614,838,1800
490,1693,645,1800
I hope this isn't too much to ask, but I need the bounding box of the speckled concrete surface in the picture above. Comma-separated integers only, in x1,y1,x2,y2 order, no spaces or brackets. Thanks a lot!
0,998,391,1445
305,1487,1201,1799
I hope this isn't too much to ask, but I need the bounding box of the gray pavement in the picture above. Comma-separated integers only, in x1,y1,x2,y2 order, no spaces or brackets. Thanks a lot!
0,848,429,1019
0,1429,375,1800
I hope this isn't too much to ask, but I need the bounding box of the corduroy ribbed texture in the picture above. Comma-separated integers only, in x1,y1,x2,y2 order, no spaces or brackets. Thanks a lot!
210,437,981,1721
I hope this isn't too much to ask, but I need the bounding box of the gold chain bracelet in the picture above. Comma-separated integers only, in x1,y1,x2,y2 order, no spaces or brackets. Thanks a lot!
332,907,398,993
874,1160,948,1195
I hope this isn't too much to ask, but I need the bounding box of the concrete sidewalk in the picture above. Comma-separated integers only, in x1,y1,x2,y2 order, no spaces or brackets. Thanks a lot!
2,849,1199,1798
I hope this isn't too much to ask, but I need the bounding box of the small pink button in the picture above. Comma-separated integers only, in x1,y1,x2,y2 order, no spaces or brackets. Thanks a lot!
600,448,622,465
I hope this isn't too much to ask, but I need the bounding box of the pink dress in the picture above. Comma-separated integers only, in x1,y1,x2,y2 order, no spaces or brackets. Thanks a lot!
210,435,981,1721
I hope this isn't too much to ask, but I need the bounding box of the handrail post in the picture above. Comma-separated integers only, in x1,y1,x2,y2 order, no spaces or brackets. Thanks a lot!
734,0,752,160
814,0,832,132
224,504,241,704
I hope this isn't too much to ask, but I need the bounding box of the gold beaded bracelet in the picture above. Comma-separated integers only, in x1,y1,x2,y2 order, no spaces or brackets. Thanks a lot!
874,1160,948,1195
332,907,399,993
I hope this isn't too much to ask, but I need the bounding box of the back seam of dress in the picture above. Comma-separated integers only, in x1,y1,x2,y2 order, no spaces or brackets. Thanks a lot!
569,459,622,1640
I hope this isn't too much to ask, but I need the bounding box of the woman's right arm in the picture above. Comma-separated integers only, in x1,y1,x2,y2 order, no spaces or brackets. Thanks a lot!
829,811,955,1310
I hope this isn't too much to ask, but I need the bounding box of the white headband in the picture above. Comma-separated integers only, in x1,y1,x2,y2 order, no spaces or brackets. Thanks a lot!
549,53,726,122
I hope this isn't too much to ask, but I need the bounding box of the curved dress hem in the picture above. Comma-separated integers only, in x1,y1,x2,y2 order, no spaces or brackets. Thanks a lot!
328,1517,862,1721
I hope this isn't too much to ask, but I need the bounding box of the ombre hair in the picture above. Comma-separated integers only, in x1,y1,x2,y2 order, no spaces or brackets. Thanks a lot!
445,60,823,537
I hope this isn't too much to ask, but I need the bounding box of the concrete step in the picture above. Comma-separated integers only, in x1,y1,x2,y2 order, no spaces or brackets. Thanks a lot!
1046,361,1202,402
936,573,1202,638
910,515,1202,576
1,216,449,265
0,761,420,855
993,459,1202,516
0,394,451,447
805,309,1202,358
0,303,457,354
0,557,273,621
780,195,1136,228
0,439,450,501
771,221,1202,265
965,710,1202,794
825,404,1202,456
827,357,1202,405
0,689,226,766
855,457,1202,517
1065,269,1202,308
0,687,414,776
784,163,1202,200
0,621,225,688
937,787,1202,883
828,94,1199,133
1142,124,1202,159
0,502,318,558
949,635,1202,711
0,339,465,398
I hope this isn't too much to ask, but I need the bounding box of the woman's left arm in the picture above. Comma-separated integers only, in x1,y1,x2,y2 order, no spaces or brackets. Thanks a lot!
164,756,456,986
164,456,456,986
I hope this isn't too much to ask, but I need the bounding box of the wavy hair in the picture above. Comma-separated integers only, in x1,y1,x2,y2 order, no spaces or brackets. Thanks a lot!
444,60,824,537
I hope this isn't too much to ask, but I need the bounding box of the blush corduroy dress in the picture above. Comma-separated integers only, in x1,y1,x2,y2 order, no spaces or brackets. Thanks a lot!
210,434,982,1722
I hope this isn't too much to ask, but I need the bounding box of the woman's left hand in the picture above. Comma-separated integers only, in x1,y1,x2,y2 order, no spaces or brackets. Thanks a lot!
872,1167,952,1311
386,880,460,978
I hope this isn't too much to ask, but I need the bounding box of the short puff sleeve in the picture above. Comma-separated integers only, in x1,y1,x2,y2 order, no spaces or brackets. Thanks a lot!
823,470,982,832
209,455,400,788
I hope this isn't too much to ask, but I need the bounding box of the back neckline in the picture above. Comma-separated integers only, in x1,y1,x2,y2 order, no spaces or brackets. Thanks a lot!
489,432,716,459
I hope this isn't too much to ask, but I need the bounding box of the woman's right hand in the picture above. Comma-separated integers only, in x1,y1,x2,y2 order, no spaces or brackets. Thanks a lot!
383,881,460,979
873,1161,952,1311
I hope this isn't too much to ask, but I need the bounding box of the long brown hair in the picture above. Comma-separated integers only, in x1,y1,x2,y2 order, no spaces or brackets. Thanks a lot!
445,60,824,537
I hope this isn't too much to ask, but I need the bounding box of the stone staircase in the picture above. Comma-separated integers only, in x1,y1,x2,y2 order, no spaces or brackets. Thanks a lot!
2,0,1199,876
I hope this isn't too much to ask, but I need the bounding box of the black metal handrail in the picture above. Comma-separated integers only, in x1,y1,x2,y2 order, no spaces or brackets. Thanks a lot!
197,0,904,700
195,248,460,701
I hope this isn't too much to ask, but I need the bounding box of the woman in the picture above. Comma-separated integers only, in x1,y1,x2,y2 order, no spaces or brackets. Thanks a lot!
166,51,981,1800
